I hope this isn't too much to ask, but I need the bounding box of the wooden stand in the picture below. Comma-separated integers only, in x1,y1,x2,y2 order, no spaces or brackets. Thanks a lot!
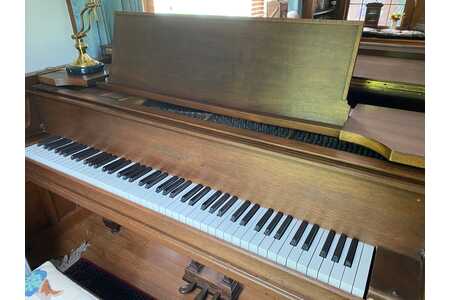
179,260,242,300
38,68,108,87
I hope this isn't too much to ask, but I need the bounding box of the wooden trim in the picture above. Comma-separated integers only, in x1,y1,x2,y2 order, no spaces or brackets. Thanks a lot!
141,0,154,13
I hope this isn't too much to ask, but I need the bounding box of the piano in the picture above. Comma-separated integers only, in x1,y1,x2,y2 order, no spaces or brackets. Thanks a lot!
26,13,424,300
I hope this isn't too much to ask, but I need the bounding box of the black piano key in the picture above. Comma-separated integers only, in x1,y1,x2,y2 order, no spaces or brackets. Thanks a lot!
94,155,117,168
264,212,283,236
72,148,99,161
121,164,143,179
162,178,185,196
254,208,274,232
45,138,72,150
38,135,61,146
201,191,222,210
109,159,132,174
240,204,260,226
274,215,293,240
217,196,238,217
209,193,230,214
129,166,152,182
139,170,162,186
231,200,251,222
332,234,348,263
302,224,320,251
90,153,112,167
84,152,106,165
54,142,76,154
103,158,127,172
63,144,88,156
320,230,336,258
344,238,359,267
145,172,169,189
156,176,179,193
117,163,139,178
170,180,192,198
181,184,203,203
188,187,211,206
290,220,309,246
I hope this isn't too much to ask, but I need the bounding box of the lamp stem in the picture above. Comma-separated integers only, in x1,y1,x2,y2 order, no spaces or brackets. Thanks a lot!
65,0,79,36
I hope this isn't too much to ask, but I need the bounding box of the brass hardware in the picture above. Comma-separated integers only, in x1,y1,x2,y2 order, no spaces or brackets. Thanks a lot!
65,0,104,75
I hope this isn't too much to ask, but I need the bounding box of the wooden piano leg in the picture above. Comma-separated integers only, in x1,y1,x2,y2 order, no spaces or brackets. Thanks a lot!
179,260,242,300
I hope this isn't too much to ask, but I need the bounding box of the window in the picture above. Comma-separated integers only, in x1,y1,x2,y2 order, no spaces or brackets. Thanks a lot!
152,0,253,17
347,0,407,27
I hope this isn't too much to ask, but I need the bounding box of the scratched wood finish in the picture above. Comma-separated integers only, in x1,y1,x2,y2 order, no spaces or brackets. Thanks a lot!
26,160,362,300
28,93,424,259
110,13,363,127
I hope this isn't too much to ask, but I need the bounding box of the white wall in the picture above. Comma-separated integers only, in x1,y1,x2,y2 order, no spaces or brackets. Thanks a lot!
25,0,76,73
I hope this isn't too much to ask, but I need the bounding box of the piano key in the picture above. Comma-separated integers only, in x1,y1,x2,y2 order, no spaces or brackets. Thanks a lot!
286,223,313,269
54,142,76,154
209,193,230,214
318,233,341,284
217,196,238,217
249,212,278,254
307,229,330,278
186,190,218,229
129,166,152,182
255,208,274,232
222,201,253,242
44,138,72,150
201,190,222,210
37,135,61,146
93,154,117,168
344,239,359,267
62,144,88,156
121,163,143,179
274,215,293,240
290,220,308,246
72,148,99,161
231,200,251,222
340,241,364,293
329,236,352,288
275,220,301,265
302,224,320,251
117,163,139,178
258,214,287,257
234,207,267,248
139,170,162,186
179,194,205,224
352,243,374,297
215,199,243,240
297,228,325,274
188,186,211,206
156,176,179,193
206,199,241,236
265,212,283,236
85,152,107,166
170,180,192,198
240,204,260,226
162,177,185,195
103,158,129,173
181,184,203,203
145,172,168,189
320,230,336,258
332,234,348,263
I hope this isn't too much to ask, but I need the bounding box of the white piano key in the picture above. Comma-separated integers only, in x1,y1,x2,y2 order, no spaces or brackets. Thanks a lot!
258,215,287,258
222,202,254,243
215,200,243,239
207,200,241,236
340,241,364,293
275,220,301,265
186,190,217,229
329,237,352,288
297,228,325,274
200,208,219,233
318,233,341,284
306,229,329,278
184,193,215,226
248,213,277,254
268,218,298,262
232,207,267,247
352,243,374,298
286,223,313,270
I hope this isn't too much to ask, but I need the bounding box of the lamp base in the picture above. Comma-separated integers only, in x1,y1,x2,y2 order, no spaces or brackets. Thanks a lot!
66,62,105,76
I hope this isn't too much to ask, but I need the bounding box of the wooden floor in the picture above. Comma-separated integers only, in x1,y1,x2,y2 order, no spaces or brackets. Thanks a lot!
26,207,272,300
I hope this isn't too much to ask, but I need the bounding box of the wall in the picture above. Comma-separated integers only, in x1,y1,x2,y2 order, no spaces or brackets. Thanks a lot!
25,0,76,73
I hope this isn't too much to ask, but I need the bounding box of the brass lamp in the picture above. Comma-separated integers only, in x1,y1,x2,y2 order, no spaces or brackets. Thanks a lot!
65,0,104,75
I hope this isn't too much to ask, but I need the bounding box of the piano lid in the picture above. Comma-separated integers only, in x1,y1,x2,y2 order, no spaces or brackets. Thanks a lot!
109,12,363,130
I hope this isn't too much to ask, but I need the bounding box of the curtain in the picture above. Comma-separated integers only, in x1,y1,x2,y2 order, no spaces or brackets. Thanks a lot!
252,0,265,17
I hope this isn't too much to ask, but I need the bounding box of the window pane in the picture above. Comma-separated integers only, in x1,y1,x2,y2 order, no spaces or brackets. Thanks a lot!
347,4,365,21
385,5,405,26
153,0,252,17
350,0,363,4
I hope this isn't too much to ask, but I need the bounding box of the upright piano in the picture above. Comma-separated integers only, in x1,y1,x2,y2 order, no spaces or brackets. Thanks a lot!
26,13,424,300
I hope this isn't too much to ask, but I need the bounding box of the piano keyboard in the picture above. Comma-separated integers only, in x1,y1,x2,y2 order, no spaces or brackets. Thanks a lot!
26,136,375,298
